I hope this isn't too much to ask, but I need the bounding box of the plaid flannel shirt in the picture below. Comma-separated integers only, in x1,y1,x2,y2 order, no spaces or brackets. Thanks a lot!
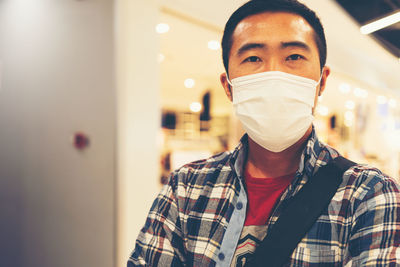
128,129,400,266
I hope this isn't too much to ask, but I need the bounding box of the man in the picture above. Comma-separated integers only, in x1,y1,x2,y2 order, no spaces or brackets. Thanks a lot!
128,0,400,266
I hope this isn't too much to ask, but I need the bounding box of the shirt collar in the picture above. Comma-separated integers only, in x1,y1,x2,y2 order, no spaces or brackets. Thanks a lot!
229,134,249,179
299,126,325,178
229,126,329,180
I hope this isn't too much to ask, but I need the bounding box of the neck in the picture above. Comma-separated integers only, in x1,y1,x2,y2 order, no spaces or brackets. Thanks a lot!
246,126,312,178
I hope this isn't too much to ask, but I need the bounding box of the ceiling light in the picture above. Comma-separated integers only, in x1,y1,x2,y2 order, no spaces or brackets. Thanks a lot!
345,100,355,110
345,111,355,121
389,98,397,108
344,110,354,128
190,102,202,113
158,53,165,63
184,78,195,88
156,23,170,34
360,11,400,35
339,83,351,94
208,40,220,50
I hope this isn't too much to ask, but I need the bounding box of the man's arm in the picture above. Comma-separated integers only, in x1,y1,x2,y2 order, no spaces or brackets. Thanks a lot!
347,173,400,266
128,173,186,267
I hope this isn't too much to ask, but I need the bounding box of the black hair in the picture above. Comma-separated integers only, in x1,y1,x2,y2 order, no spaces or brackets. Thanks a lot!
221,0,327,73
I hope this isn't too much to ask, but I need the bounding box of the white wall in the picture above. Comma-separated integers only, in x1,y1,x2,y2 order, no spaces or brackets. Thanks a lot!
115,0,161,266
0,0,115,266
0,0,163,265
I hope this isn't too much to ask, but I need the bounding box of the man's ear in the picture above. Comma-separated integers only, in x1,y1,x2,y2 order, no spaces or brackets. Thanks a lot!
220,72,233,102
318,66,331,96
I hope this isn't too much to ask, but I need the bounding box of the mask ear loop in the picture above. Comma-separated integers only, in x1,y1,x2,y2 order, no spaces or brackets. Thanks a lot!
226,75,235,100
317,67,325,85
226,75,233,87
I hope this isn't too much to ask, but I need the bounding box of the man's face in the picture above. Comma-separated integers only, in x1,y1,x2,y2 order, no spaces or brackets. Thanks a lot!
220,11,330,108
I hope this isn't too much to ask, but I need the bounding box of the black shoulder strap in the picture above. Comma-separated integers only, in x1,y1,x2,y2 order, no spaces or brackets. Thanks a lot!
246,156,356,267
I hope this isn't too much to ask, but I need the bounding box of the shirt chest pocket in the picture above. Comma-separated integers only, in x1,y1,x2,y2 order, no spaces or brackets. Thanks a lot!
289,246,342,266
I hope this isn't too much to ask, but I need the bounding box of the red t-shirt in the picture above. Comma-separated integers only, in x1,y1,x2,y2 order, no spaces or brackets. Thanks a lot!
230,169,296,266
244,169,296,226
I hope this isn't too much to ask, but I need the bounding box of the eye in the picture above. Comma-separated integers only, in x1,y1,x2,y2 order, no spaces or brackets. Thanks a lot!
286,54,305,61
243,56,261,63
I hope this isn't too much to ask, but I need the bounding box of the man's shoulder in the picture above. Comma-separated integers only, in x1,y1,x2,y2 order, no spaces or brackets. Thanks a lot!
169,150,235,186
320,143,399,196
339,161,400,203
180,150,232,169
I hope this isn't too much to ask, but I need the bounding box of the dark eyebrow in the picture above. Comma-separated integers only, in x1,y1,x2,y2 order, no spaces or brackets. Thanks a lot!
281,41,311,51
237,43,266,56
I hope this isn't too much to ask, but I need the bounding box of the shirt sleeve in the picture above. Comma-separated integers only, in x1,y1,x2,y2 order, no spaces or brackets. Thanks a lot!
347,173,400,266
127,172,186,267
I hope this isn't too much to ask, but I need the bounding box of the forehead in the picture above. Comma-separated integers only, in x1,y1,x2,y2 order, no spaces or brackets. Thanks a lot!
231,12,317,52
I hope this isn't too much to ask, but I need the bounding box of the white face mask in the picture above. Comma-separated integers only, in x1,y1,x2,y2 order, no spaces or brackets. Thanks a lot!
228,71,321,153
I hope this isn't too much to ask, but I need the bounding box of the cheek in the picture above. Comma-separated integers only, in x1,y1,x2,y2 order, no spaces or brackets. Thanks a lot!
227,58,241,78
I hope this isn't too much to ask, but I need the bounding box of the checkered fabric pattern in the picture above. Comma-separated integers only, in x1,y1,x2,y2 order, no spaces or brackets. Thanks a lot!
128,129,400,266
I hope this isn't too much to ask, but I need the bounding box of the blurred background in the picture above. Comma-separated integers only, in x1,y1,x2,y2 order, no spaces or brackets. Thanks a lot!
0,0,399,266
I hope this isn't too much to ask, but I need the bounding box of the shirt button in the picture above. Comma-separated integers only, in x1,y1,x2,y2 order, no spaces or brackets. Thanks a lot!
236,202,243,210
218,252,225,261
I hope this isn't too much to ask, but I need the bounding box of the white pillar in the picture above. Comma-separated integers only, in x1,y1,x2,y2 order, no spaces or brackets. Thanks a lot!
115,1,161,266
